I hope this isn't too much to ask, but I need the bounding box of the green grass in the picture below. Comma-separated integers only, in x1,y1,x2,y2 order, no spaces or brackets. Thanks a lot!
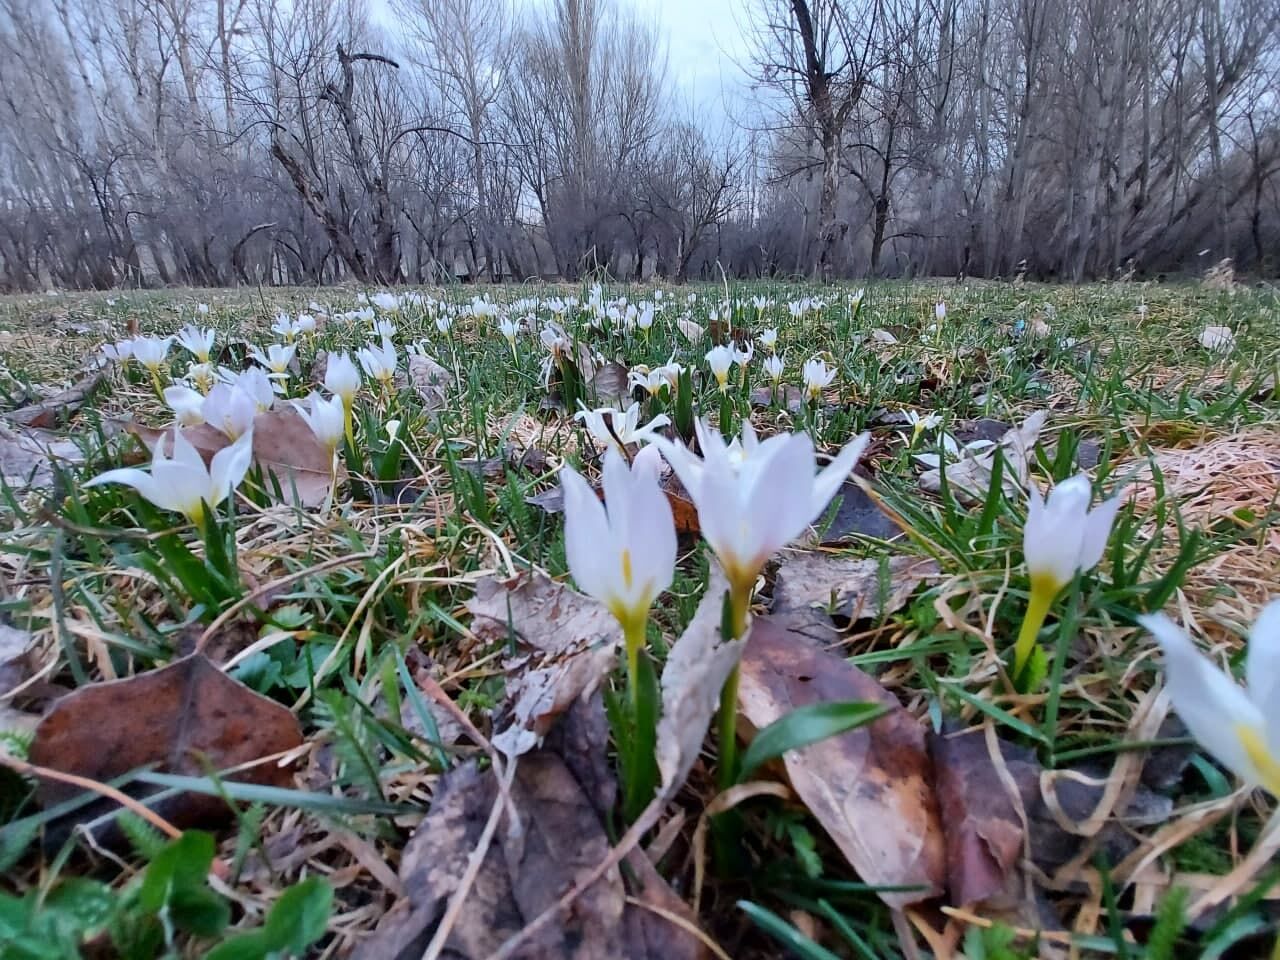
0,278,1277,958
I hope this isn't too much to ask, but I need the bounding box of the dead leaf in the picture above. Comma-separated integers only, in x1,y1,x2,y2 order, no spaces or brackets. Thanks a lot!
750,384,805,413
736,618,945,907
467,572,622,758
409,353,453,413
590,361,629,404
359,750,707,960
819,478,902,543
772,554,938,627
0,421,85,491
28,654,302,829
919,410,1047,504
5,368,105,428
130,406,340,507
656,565,746,795
0,623,35,697
928,727,1025,906
676,319,704,343
525,486,565,514
871,329,898,344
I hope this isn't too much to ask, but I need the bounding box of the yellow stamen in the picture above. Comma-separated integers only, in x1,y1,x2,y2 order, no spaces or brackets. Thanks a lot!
1236,724,1280,796
621,549,634,589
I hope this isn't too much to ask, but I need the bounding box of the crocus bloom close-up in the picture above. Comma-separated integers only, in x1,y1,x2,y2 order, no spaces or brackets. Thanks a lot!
358,339,398,385
652,418,869,597
1023,473,1122,595
86,426,254,525
132,336,173,372
706,345,734,393
574,402,670,451
176,326,215,363
1143,602,1280,796
202,384,257,440
164,385,206,427
561,445,676,648
294,392,345,452
802,357,835,401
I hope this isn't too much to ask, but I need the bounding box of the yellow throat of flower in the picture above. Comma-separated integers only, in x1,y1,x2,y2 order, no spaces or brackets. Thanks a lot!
1236,724,1280,797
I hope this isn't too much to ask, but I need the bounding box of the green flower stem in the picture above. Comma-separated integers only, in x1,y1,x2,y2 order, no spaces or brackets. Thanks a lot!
342,399,355,451
1013,576,1057,682
623,616,647,719
716,582,753,790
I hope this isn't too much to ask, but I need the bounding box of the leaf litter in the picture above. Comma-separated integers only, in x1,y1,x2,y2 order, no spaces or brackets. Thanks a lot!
1,284,1278,958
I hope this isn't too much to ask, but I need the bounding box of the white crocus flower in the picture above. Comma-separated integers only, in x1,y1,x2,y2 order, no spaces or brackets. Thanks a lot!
323,351,361,448
758,328,778,353
202,384,257,440
1200,325,1235,351
733,342,754,367
1023,474,1122,596
903,410,942,444
176,326,215,363
324,352,361,405
763,355,785,384
371,292,400,312
636,304,655,332
164,385,206,427
293,393,345,453
185,363,216,395
935,301,947,322
1012,473,1122,682
802,357,835,401
251,342,296,377
1143,602,1280,796
628,367,668,398
574,402,670,452
358,339,398,386
195,303,210,315
372,318,397,341
131,336,173,374
706,345,735,393
295,314,317,336
652,418,870,607
102,339,134,362
435,314,453,335
561,445,676,689
271,314,298,342
499,317,520,351
228,367,277,411
86,426,254,525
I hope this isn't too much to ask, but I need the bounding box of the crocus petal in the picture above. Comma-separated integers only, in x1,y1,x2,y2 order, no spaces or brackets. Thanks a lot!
1142,613,1265,788
561,466,614,604
743,433,817,560
1077,494,1122,573
209,429,255,507
84,467,162,507
1247,599,1280,720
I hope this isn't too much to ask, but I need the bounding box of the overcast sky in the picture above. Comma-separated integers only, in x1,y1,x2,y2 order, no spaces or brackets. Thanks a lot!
632,0,755,121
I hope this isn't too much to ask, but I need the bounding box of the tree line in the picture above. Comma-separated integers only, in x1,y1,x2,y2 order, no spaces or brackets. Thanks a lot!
1,0,1277,291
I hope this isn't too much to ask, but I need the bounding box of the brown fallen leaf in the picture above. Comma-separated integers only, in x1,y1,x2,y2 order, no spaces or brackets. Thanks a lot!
0,623,35,697
467,572,622,758
918,410,1047,504
590,361,630,404
408,352,453,413
28,654,302,830
928,726,1025,906
130,406,340,507
0,420,85,491
735,618,945,907
656,564,746,795
772,553,938,627
749,384,805,413
357,714,706,960
5,368,106,428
